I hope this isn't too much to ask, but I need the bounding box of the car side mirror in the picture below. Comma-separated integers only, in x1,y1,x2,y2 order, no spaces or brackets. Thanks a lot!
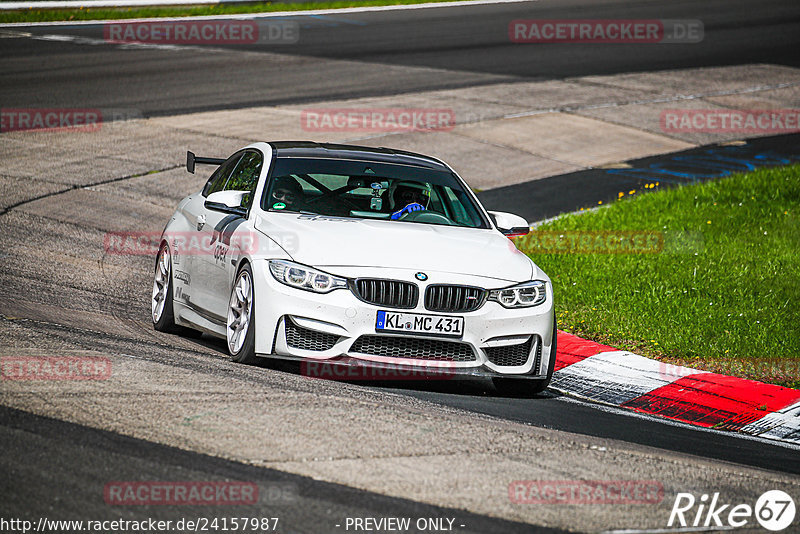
488,211,530,237
205,190,248,214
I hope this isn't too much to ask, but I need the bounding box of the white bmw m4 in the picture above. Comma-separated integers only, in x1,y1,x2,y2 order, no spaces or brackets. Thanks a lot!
153,142,556,394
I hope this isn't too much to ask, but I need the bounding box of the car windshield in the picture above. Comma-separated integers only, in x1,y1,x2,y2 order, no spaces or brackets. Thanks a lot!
261,157,489,228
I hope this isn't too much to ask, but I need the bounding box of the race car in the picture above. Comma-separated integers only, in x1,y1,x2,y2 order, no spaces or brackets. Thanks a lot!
152,142,556,394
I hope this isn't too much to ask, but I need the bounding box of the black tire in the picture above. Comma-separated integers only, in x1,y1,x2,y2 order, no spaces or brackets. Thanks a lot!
492,318,558,397
227,263,258,365
152,243,178,333
538,317,558,389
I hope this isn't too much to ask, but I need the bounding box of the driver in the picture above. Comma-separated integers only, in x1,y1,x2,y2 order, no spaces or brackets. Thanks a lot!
389,181,431,220
269,176,305,211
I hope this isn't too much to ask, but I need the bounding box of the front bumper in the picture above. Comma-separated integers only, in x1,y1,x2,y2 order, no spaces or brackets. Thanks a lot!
252,260,554,377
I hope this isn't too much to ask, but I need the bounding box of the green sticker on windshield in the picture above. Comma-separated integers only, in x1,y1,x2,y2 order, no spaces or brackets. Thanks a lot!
273,202,286,210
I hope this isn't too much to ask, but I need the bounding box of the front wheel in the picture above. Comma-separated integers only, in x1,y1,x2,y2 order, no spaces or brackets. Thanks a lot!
492,319,558,397
227,264,258,364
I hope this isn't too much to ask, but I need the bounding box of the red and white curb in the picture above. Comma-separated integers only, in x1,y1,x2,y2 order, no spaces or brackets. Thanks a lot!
552,331,800,445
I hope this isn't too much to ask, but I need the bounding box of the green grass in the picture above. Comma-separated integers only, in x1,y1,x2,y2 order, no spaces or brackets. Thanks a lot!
516,164,800,389
0,0,469,23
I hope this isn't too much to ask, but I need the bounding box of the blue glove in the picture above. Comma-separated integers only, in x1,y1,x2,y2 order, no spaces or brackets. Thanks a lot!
390,202,425,220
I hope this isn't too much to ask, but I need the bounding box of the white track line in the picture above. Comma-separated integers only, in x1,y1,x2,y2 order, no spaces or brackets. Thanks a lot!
4,0,254,7
0,0,536,26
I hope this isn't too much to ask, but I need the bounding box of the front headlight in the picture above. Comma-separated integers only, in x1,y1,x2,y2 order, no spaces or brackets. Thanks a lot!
488,280,547,308
268,260,348,293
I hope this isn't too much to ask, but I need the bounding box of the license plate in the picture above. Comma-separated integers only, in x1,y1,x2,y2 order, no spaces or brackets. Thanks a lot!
376,310,464,337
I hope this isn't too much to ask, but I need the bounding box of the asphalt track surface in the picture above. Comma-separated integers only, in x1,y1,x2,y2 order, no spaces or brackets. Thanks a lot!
3,0,800,531
0,406,561,534
0,0,798,115
309,373,800,475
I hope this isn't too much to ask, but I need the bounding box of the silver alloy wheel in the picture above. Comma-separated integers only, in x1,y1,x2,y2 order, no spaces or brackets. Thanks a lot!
152,246,170,323
227,270,252,354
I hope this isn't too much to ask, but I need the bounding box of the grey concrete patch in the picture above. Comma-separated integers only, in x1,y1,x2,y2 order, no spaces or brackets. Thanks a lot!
292,91,522,128
433,78,655,112
149,107,322,144
0,121,245,209
355,130,580,190
578,64,800,96
704,84,800,109
455,112,693,168
573,99,748,146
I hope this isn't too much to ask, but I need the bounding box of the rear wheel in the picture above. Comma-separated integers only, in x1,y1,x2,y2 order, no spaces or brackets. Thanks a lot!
492,319,558,397
152,244,177,332
152,243,202,337
227,264,258,364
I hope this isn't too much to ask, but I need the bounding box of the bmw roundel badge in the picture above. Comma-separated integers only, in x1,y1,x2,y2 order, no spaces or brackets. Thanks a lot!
415,272,428,281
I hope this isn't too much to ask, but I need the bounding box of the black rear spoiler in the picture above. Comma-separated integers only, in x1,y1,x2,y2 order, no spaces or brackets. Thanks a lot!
186,151,225,174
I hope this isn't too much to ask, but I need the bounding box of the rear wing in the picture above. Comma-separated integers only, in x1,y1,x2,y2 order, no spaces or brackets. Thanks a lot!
186,151,225,174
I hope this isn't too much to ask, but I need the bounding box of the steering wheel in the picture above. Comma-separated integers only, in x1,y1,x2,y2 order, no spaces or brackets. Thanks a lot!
399,210,454,225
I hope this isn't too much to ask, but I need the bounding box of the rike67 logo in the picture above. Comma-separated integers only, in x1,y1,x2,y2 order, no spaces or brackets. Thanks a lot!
669,490,796,531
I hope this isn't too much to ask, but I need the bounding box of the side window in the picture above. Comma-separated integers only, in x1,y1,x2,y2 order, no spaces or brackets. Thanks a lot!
202,152,243,198
223,150,263,209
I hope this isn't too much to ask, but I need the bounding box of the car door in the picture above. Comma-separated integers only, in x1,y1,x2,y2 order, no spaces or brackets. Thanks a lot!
194,150,264,321
176,152,244,322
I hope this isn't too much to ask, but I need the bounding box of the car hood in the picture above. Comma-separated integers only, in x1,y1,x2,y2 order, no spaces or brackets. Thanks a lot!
254,212,534,283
